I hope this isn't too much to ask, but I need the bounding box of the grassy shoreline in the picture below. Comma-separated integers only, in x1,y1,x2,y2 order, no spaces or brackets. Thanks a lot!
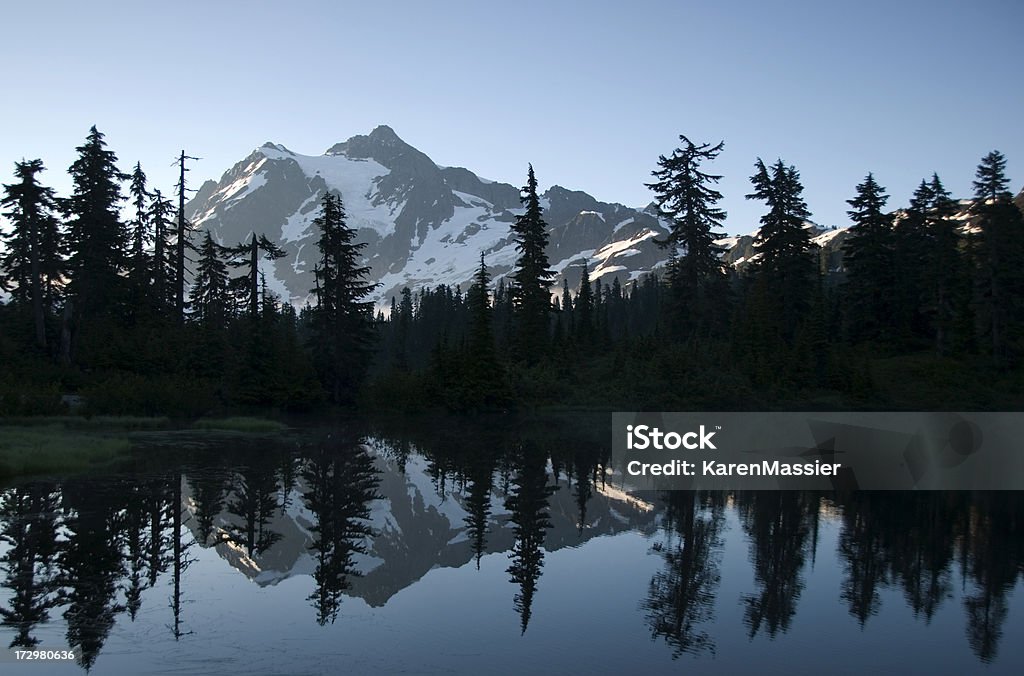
0,415,288,478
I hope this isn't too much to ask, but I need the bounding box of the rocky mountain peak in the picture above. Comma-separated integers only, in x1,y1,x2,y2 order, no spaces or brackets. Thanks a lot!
324,124,425,169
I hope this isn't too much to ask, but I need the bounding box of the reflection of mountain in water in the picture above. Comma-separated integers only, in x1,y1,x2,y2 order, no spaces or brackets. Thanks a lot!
182,440,658,607
3,426,1023,671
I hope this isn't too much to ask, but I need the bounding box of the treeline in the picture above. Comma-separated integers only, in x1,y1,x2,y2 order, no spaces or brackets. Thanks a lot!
2,128,1022,414
369,141,1024,411
0,127,372,415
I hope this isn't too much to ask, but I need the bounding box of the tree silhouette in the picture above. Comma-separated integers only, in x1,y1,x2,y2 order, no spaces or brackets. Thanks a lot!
309,192,378,404
505,441,555,634
738,491,818,638
59,479,127,671
1,159,63,350
63,126,128,344
642,491,723,657
0,483,64,648
646,136,728,337
301,434,381,625
510,165,555,363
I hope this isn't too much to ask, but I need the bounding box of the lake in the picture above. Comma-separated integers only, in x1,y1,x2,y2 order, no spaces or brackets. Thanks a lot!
1,415,1022,674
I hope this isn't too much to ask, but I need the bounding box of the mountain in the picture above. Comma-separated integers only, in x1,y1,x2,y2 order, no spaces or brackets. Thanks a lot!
186,126,754,306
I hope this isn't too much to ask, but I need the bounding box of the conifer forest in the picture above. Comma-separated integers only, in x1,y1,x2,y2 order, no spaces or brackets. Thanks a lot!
2,127,1022,416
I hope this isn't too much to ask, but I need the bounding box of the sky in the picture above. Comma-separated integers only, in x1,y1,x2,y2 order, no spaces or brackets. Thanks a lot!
1,0,1022,234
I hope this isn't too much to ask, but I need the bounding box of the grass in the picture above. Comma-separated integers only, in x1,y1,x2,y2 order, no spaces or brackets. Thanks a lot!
870,352,1024,409
0,415,172,429
190,416,288,433
0,415,285,477
0,425,131,477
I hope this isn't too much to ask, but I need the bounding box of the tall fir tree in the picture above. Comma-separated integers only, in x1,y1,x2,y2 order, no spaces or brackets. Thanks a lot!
921,174,966,355
189,231,231,330
463,253,505,407
970,151,1024,361
309,192,378,404
892,179,937,346
646,136,728,337
842,173,895,343
574,261,593,343
126,162,153,320
63,126,128,355
510,165,555,363
150,188,176,315
0,159,63,349
745,158,817,336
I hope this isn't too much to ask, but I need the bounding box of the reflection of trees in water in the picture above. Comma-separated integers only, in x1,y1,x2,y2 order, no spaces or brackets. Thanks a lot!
169,471,196,640
572,454,594,536
187,469,231,545
0,482,64,648
1,428,1024,670
59,481,128,671
121,483,149,621
836,492,891,626
642,491,724,657
879,494,959,624
464,456,494,570
224,457,283,557
505,441,556,634
737,491,820,638
831,492,1024,664
301,434,381,625
960,493,1024,663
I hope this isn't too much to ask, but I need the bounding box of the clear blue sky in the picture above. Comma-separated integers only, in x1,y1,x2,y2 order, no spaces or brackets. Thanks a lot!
1,0,1021,233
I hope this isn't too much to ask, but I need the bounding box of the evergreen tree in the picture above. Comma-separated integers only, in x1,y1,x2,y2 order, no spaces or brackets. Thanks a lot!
309,192,378,404
973,150,1011,202
843,173,895,342
510,165,555,362
0,159,63,349
189,231,231,329
745,158,817,335
970,151,1024,361
464,253,503,405
150,188,175,314
922,175,966,355
126,162,152,318
559,278,573,338
395,286,414,370
227,233,286,319
574,261,593,343
889,180,933,346
63,126,128,357
646,136,728,336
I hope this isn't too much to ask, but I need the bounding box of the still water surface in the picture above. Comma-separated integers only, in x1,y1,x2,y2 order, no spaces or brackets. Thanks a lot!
1,416,1022,674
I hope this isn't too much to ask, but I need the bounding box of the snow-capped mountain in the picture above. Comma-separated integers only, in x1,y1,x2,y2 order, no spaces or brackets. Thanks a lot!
186,125,689,306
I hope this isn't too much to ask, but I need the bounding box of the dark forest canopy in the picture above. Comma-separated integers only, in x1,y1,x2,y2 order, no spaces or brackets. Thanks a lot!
1,128,1022,415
